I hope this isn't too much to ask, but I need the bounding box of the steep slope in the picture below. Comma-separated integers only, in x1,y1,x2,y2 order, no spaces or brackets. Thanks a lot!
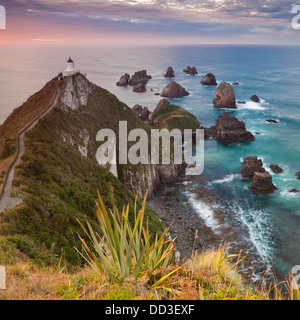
0,78,57,193
1,73,182,264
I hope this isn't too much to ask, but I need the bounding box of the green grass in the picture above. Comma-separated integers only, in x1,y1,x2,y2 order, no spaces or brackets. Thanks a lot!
151,102,201,131
0,77,165,266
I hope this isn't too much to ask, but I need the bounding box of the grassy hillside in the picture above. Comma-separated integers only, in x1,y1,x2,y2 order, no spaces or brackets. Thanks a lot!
151,100,201,131
0,78,58,193
0,75,164,266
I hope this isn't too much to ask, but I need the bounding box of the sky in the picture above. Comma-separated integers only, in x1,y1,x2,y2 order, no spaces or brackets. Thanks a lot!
0,0,299,45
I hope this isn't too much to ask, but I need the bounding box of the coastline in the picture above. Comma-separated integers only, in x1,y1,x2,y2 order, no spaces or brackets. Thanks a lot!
148,170,274,284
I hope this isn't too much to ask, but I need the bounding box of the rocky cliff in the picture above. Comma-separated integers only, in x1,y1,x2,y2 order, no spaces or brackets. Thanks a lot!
0,73,186,263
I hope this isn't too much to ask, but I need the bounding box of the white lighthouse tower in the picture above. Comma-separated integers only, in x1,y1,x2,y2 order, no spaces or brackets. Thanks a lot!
62,57,77,77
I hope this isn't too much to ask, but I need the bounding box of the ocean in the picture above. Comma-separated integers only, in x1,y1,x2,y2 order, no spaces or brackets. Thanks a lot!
0,44,300,281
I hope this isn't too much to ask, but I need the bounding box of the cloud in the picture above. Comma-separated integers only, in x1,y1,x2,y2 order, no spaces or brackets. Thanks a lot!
1,0,298,44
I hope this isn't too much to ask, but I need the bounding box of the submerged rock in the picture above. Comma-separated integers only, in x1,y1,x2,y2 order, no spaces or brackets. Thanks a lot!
164,66,175,78
249,172,277,194
200,73,217,86
161,81,190,98
213,82,236,109
240,156,265,179
289,189,300,193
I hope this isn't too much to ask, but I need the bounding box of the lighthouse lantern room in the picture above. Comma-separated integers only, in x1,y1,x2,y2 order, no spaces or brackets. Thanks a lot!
62,57,77,77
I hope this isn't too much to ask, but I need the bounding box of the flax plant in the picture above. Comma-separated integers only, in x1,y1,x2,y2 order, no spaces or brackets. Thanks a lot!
76,190,176,282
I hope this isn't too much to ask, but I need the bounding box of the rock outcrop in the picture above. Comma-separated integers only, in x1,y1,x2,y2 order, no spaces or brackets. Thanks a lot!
116,73,130,86
249,172,277,194
266,119,280,124
164,66,175,78
213,82,236,109
289,189,300,193
183,66,198,75
207,113,255,143
161,81,190,98
200,73,217,86
129,70,152,85
132,104,151,122
295,172,300,180
240,156,265,179
133,83,146,93
270,164,283,174
251,95,260,103
116,70,151,87
151,99,200,131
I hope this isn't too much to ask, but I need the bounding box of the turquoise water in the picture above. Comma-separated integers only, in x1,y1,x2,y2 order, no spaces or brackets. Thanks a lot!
0,44,299,280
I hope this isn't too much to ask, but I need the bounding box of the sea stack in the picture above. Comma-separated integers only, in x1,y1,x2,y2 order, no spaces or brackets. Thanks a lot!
213,113,255,143
249,172,277,194
116,73,130,86
129,70,152,85
161,81,190,98
251,95,260,103
132,105,151,121
240,156,265,179
213,82,236,109
164,67,175,78
183,66,198,75
133,83,146,93
200,73,217,86
270,164,284,174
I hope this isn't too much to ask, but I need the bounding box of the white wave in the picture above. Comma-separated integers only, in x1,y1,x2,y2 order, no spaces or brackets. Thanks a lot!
237,101,268,111
212,174,240,184
280,189,300,198
232,203,274,265
185,192,221,234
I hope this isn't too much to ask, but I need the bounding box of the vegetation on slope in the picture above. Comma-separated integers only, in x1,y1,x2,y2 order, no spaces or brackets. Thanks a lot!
0,76,164,266
151,101,201,131
0,193,299,300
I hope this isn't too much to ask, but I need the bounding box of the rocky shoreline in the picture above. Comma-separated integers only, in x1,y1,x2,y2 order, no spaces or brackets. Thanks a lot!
147,172,271,283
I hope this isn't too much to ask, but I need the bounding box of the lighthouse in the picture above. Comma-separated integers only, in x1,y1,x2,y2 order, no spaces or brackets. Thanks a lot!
62,57,77,77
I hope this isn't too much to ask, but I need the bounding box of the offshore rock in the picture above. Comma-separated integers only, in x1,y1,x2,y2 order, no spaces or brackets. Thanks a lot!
241,156,265,179
183,66,198,75
161,81,190,98
213,82,236,109
209,113,255,143
249,172,277,194
164,66,175,78
270,164,283,174
128,70,152,85
132,104,151,121
133,83,146,93
200,73,217,86
116,73,130,86
251,95,260,103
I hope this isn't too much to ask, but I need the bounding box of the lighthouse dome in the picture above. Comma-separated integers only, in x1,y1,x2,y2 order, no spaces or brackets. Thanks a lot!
65,57,75,71
62,57,77,77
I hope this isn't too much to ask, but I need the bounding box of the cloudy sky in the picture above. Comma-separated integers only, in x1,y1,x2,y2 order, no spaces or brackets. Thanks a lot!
0,0,299,45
